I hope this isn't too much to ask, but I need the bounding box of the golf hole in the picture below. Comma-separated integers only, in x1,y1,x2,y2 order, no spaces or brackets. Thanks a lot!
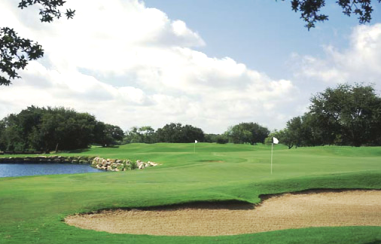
65,190,381,236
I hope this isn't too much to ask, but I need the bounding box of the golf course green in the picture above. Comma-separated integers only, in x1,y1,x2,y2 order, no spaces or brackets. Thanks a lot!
1,143,381,243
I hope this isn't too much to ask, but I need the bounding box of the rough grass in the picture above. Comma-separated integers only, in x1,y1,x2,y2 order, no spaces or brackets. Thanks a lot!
1,143,381,243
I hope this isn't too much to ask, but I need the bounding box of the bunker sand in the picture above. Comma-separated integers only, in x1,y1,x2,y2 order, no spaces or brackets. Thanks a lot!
65,190,381,236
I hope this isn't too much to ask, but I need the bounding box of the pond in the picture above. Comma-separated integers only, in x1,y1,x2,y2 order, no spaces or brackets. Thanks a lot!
0,163,105,178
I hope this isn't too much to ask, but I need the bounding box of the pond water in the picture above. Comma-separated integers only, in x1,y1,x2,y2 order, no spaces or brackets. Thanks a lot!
0,164,105,178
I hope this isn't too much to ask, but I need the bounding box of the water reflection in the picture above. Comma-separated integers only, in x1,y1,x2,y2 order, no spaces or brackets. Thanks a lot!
0,164,105,177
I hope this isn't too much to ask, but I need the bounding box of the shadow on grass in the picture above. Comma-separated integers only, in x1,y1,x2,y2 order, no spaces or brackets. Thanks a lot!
63,145,121,154
66,148,91,154
104,145,120,149
141,200,254,211
82,200,255,214
364,240,381,244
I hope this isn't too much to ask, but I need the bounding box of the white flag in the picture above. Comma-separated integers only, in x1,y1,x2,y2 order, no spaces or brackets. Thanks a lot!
195,140,198,143
273,137,279,144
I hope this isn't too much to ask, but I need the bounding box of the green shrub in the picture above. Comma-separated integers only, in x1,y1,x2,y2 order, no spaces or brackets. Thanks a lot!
124,164,131,170
130,161,137,170
216,135,228,144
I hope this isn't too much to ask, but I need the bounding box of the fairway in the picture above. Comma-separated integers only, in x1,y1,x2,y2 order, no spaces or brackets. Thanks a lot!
1,143,381,244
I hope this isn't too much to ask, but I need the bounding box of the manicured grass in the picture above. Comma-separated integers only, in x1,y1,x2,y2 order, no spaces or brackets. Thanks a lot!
1,143,381,243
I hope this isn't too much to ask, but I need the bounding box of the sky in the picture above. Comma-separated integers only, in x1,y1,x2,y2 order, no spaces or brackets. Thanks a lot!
1,0,381,134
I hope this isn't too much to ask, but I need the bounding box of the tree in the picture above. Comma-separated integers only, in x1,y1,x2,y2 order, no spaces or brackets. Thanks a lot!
138,126,156,143
225,122,270,145
310,83,381,147
270,129,294,148
275,84,381,148
285,117,303,148
204,133,228,144
156,123,205,143
94,122,124,147
281,0,381,29
0,1,74,85
276,83,381,148
280,113,324,148
0,106,123,151
32,107,98,151
123,126,156,144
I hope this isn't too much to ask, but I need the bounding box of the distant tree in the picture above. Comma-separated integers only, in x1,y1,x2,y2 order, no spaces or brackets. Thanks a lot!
279,83,381,148
280,0,381,29
138,126,156,143
285,117,303,147
266,129,295,148
1,1,75,85
156,123,204,143
94,122,124,147
31,108,98,151
123,126,143,143
280,113,324,148
204,133,229,144
215,135,229,144
0,120,5,150
0,115,24,151
310,83,381,147
123,126,156,144
0,106,45,151
226,122,269,145
204,134,219,143
0,106,123,151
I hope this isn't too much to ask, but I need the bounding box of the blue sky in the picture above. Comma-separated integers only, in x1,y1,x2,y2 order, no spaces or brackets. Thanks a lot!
1,0,381,134
144,0,380,78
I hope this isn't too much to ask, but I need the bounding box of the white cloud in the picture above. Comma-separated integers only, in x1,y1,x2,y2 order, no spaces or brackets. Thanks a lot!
293,24,381,90
0,0,300,133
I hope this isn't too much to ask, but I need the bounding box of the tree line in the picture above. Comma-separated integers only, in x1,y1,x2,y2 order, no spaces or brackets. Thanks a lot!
0,106,124,152
0,107,271,152
271,84,381,148
123,124,204,144
1,83,379,151
123,122,270,145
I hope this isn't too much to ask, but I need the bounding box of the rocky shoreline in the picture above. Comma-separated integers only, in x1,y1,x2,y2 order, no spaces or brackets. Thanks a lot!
0,156,159,172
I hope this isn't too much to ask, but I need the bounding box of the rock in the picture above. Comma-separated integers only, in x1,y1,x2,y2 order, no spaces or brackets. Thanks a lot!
148,161,158,167
0,155,160,172
138,163,145,170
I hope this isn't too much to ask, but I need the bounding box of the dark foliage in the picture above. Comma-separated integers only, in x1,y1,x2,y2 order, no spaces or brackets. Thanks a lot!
272,84,381,147
18,0,75,23
282,0,381,29
0,106,123,152
1,1,74,85
123,123,205,144
0,28,44,85
156,123,205,143
94,122,124,147
225,122,270,145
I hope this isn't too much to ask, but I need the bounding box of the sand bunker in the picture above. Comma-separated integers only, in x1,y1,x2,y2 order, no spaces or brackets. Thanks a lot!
65,190,381,236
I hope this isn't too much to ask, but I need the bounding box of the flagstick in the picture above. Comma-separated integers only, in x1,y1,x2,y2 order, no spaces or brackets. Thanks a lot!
271,142,273,174
194,142,196,153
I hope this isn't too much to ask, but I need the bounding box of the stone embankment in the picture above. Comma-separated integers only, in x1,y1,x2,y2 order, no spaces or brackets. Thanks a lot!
0,156,159,172
91,157,158,171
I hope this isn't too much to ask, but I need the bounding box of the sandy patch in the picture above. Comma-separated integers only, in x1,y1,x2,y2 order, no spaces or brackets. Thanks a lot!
65,190,381,236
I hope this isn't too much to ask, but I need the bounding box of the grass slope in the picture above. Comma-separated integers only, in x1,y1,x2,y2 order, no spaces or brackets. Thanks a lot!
1,143,381,244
